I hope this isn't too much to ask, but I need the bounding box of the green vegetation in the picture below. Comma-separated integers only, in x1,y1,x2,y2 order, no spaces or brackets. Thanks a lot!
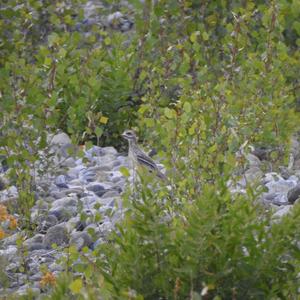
1,0,300,299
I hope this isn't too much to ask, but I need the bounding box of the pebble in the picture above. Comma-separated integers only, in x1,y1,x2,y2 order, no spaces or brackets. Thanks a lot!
287,184,300,204
43,224,69,249
70,231,93,250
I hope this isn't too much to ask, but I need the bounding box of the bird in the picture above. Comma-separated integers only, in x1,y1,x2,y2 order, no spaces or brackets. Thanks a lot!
121,129,167,181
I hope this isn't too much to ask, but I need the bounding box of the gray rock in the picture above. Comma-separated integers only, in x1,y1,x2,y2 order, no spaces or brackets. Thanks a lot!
96,154,116,164
66,216,81,232
265,174,297,194
36,215,58,233
81,171,97,182
101,190,120,198
102,146,118,156
107,12,133,32
0,177,6,191
49,206,77,221
263,193,276,201
50,190,69,199
287,184,300,204
252,147,269,161
54,175,69,188
14,285,40,297
61,157,76,167
50,132,71,145
24,234,44,247
48,262,64,272
80,195,98,207
86,183,106,197
0,246,18,262
68,165,85,178
52,196,78,208
26,242,45,251
5,261,22,273
1,232,21,246
43,224,69,249
68,179,82,186
70,231,93,250
30,271,43,281
246,153,261,167
272,205,293,219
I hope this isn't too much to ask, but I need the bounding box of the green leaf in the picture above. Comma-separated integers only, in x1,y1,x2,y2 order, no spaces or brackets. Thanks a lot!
48,33,59,47
202,31,209,41
100,116,109,124
58,48,67,58
69,278,83,294
95,127,103,137
104,37,111,45
190,31,199,43
183,102,192,113
164,107,176,119
120,166,130,177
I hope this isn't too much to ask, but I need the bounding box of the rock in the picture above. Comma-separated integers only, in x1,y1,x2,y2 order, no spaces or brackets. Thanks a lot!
287,184,300,204
81,170,97,182
64,186,84,195
89,153,116,169
0,246,18,262
80,195,98,207
1,232,21,246
54,175,68,188
66,216,81,232
51,196,78,208
107,12,133,32
68,165,85,179
49,206,77,221
272,205,293,219
265,174,297,194
14,285,40,297
246,153,261,167
43,224,69,249
50,132,71,145
48,262,64,272
252,147,269,161
272,193,289,205
244,167,263,183
50,190,68,199
262,172,283,185
101,190,120,198
30,272,43,281
86,183,106,197
0,196,19,210
26,242,45,251
61,156,76,167
0,177,6,191
70,231,93,250
24,234,44,247
68,179,82,186
36,215,58,234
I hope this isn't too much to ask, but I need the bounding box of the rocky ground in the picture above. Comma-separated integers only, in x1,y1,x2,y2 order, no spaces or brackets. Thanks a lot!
0,131,300,297
1,0,300,296
0,132,129,297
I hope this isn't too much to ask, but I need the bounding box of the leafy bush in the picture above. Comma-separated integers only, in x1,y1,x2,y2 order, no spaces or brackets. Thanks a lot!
1,0,300,299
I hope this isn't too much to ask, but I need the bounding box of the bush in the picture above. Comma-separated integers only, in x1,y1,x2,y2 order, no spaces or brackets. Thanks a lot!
1,0,300,299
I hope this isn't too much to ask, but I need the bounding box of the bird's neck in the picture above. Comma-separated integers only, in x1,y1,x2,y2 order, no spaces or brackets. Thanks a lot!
128,139,137,148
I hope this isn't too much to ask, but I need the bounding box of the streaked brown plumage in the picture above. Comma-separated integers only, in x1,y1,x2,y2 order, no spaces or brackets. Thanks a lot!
122,130,167,180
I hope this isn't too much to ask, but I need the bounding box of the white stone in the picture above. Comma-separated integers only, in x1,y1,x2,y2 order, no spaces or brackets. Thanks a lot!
50,132,71,145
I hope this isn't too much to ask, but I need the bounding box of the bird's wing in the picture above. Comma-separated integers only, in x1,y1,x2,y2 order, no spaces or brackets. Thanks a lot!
136,152,158,171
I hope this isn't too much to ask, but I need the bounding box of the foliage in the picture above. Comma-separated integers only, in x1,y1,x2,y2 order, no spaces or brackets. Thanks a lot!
1,0,300,299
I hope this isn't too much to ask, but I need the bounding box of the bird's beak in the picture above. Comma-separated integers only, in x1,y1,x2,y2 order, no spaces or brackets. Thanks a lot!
121,133,127,139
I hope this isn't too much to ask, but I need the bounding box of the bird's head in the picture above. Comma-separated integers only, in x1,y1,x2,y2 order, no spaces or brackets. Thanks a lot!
121,129,137,142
